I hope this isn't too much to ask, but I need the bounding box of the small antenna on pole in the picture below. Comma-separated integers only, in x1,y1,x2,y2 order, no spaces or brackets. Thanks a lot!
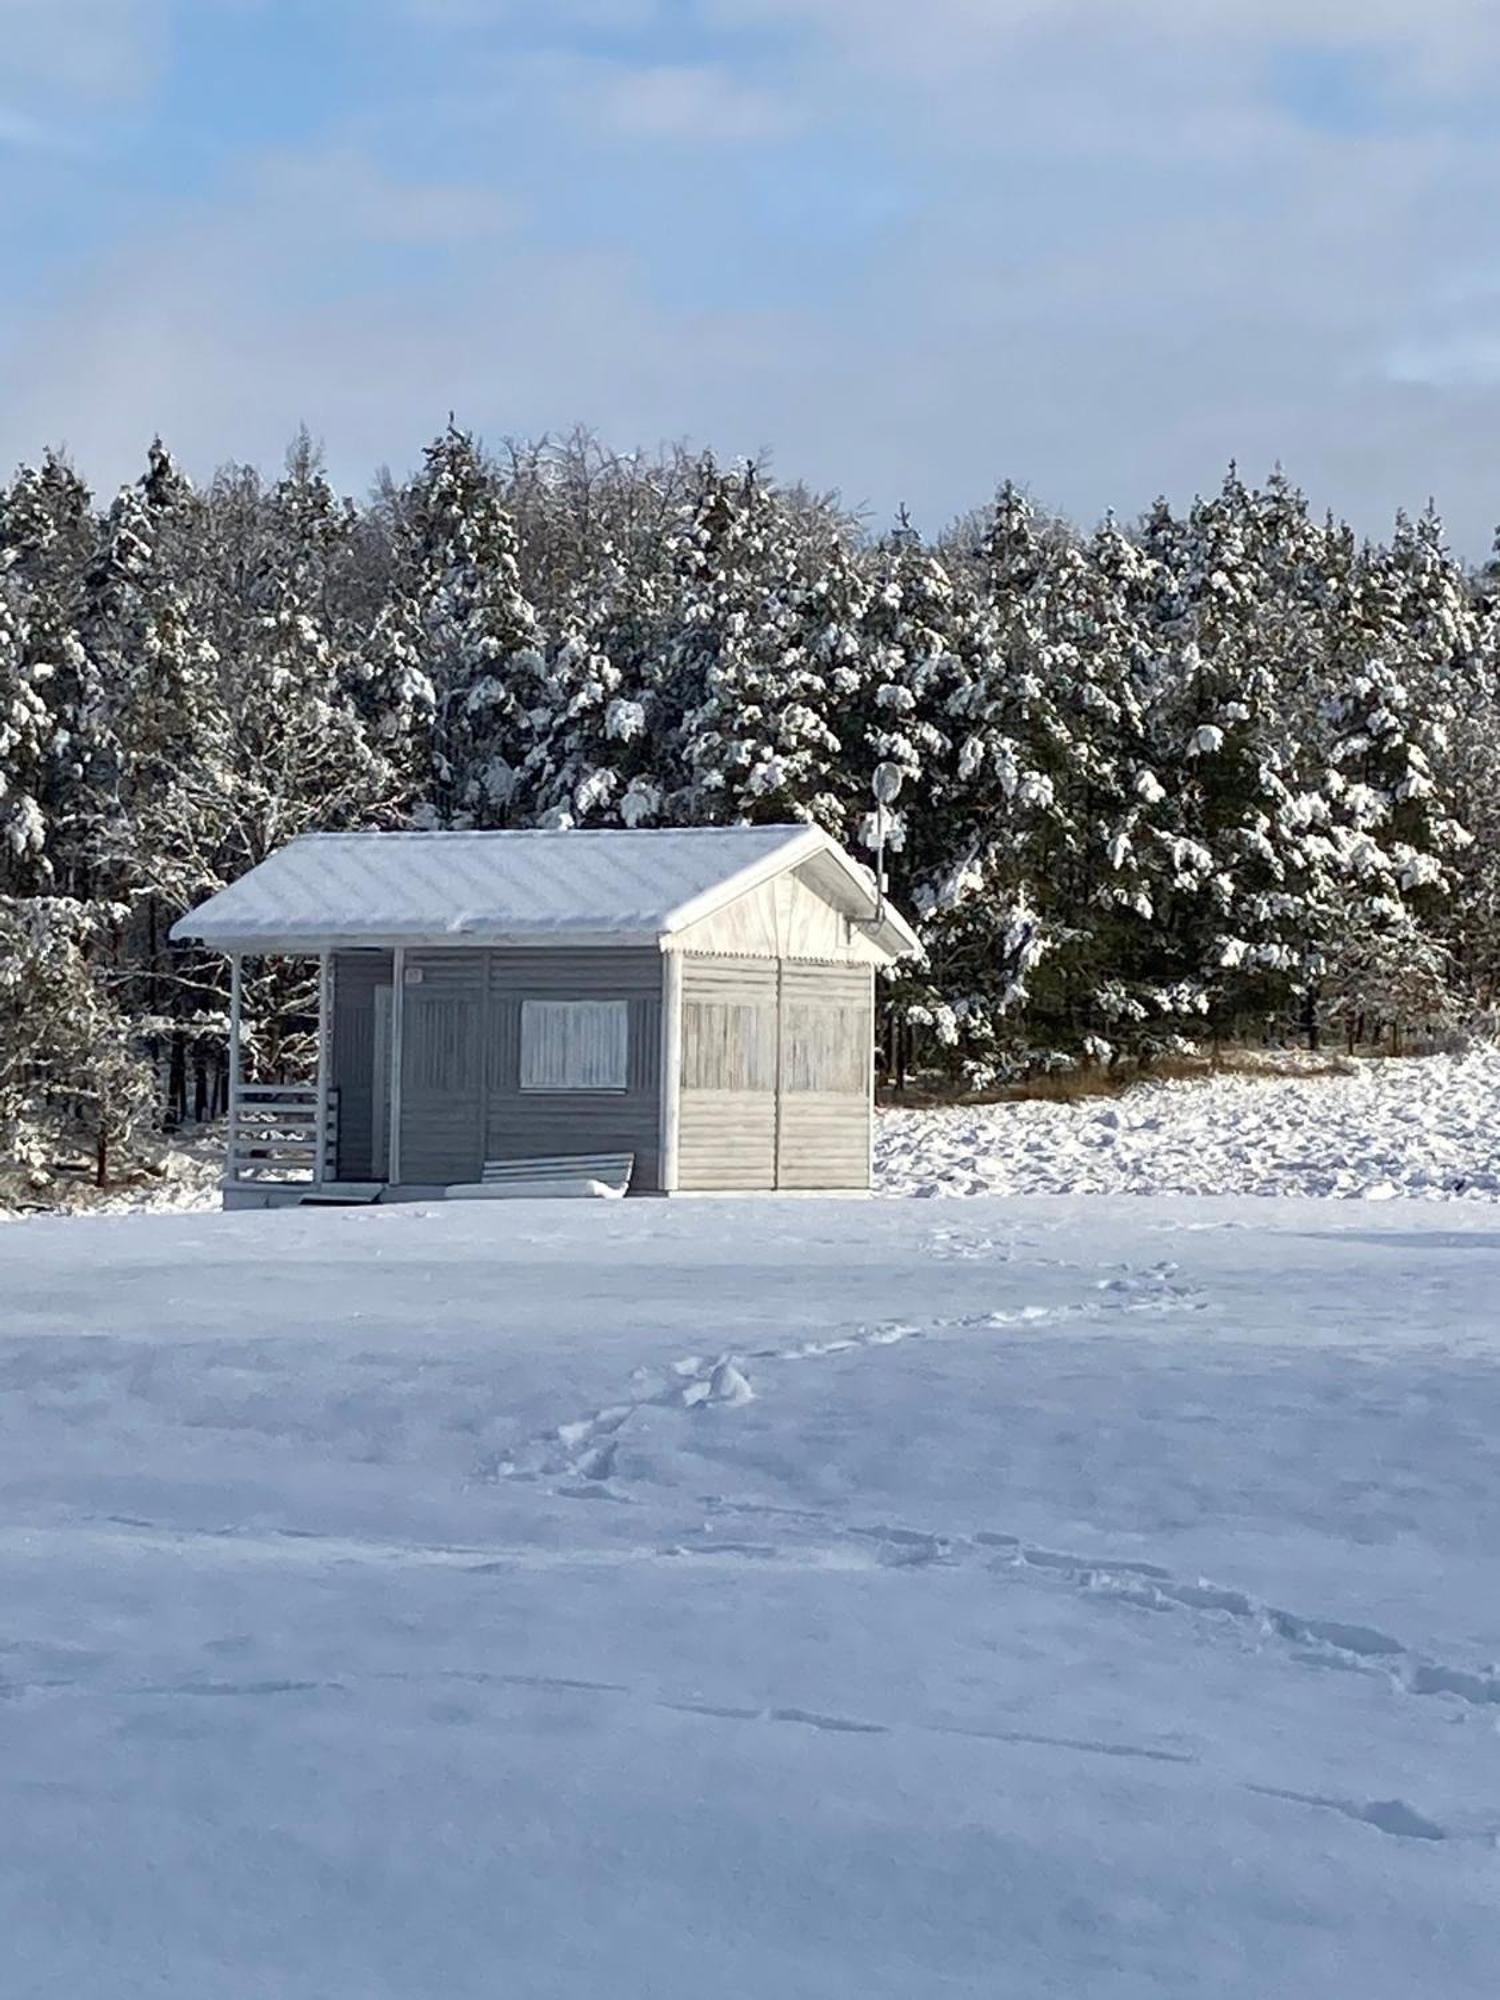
870,762,904,927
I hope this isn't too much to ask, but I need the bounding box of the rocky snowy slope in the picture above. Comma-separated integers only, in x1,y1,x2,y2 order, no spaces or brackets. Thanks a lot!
877,1046,1500,1200
3,1195,1500,1996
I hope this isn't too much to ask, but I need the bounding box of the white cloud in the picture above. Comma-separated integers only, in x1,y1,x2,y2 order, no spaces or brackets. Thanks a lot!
252,147,520,245
711,0,1500,70
0,162,801,499
6,110,1499,553
0,0,169,104
576,59,794,142
1386,335,1500,388
399,0,660,26
8,0,1500,553
0,106,62,151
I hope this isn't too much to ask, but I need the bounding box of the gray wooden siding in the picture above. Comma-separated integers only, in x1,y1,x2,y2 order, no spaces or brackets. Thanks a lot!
332,942,870,1194
331,945,664,1191
483,949,664,1193
676,959,778,1191
331,949,393,1180
399,950,487,1186
674,956,872,1192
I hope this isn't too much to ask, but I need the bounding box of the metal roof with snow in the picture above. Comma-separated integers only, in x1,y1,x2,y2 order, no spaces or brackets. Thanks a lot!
170,824,921,958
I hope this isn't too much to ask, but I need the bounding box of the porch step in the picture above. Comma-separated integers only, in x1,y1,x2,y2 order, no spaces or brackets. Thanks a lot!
296,1183,384,1207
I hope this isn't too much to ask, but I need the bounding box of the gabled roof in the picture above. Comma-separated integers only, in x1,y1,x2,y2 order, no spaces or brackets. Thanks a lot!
170,824,921,960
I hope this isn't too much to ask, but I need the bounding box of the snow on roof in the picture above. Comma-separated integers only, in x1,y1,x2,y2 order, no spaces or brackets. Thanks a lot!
170,825,919,956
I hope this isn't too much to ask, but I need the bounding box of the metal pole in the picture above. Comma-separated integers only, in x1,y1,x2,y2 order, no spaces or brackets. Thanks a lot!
227,953,243,1185
314,951,332,1186
389,945,406,1186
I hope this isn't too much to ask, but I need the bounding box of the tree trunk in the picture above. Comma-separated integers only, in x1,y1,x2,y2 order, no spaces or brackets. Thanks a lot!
169,1029,187,1126
1302,985,1319,1053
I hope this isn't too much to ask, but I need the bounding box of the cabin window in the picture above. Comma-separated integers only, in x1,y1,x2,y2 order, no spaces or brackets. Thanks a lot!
519,999,630,1092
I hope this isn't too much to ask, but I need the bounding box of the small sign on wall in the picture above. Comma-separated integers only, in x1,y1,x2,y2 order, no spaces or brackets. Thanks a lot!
403,966,425,986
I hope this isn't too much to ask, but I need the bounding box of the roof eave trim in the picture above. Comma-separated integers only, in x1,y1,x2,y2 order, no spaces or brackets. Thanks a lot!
172,927,667,955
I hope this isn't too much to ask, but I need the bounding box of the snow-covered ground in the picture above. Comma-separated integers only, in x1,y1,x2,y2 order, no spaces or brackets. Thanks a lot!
7,1045,1499,1221
3,1195,1500,1996
0,1136,220,1223
878,1045,1500,1200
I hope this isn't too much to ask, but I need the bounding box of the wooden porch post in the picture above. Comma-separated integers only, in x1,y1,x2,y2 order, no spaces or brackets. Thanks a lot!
659,948,682,1193
314,950,332,1186
389,944,406,1186
227,953,243,1184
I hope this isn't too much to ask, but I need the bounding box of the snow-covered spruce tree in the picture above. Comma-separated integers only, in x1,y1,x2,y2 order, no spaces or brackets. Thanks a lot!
174,440,413,1085
0,453,103,896
497,437,710,831
669,457,849,828
851,510,960,873
784,502,874,842
1035,513,1176,1061
67,442,226,1133
0,573,51,895
826,513,961,1080
222,442,402,872
513,526,676,831
1137,468,1326,1042
905,482,1081,1081
1443,528,1500,1008
368,424,542,827
0,455,160,1184
91,443,227,899
1310,512,1473,1045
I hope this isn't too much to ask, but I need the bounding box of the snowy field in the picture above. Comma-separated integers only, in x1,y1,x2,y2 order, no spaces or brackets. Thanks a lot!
878,1045,1500,1200
7,1047,1500,1222
3,1195,1500,1996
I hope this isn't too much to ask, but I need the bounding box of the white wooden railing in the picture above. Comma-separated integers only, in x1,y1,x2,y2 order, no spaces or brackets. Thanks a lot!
227,1085,338,1186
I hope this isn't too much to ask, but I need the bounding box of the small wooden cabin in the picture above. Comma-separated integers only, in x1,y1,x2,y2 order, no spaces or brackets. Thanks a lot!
171,825,920,1206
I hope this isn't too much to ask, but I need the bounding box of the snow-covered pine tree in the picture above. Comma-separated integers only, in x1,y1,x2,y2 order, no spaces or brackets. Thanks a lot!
851,507,960,886
1311,511,1472,1044
173,440,412,1086
514,526,673,830
92,445,226,895
670,456,846,827
1443,525,1500,1008
1139,468,1318,1041
0,895,156,1190
370,424,543,826
910,482,1077,1079
0,572,51,894
1039,512,1174,1060
0,453,101,895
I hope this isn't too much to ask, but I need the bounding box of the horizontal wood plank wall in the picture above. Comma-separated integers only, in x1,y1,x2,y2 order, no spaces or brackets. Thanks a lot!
676,958,779,1191
776,961,874,1190
484,948,665,1193
331,949,393,1180
399,950,487,1185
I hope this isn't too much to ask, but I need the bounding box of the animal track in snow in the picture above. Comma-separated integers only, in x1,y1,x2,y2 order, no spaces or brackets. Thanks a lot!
486,1262,1212,1496
696,1496,1500,1726
487,1351,763,1489
1249,1784,1450,1844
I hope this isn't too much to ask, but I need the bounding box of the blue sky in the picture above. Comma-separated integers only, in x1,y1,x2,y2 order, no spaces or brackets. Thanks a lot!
6,0,1500,548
